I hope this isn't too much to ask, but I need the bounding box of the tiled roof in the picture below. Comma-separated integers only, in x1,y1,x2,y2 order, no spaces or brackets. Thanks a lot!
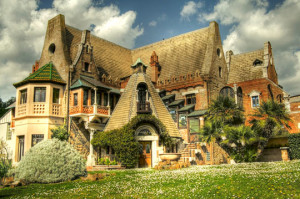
64,24,211,81
161,94,175,101
188,109,207,117
169,99,185,107
14,62,66,87
228,49,264,83
70,75,120,94
178,104,195,112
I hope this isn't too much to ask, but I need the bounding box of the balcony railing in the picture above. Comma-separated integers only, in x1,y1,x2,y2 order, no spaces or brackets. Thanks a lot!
16,103,63,118
137,102,151,114
70,105,109,116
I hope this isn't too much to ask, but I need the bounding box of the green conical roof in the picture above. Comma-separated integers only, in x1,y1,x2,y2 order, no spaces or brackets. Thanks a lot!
14,62,66,88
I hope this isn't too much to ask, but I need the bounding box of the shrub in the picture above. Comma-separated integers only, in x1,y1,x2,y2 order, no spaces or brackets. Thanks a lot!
288,133,300,159
13,138,86,183
51,125,69,141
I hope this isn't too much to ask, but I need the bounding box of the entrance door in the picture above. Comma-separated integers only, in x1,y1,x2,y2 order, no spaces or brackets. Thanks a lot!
139,141,152,168
18,136,25,162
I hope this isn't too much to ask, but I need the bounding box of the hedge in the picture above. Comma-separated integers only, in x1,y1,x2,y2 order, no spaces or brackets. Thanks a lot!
288,133,300,159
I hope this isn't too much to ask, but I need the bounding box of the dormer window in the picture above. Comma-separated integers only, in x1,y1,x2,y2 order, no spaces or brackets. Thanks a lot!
84,62,90,72
253,59,263,66
186,94,196,105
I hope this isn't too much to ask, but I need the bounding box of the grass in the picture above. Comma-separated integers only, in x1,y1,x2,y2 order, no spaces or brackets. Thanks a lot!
1,160,300,198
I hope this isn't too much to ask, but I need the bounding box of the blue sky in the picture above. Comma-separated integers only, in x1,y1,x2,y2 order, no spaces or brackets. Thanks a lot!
0,0,300,100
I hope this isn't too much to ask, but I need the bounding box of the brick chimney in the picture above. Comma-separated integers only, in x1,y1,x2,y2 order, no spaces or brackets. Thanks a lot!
150,51,160,83
32,60,39,73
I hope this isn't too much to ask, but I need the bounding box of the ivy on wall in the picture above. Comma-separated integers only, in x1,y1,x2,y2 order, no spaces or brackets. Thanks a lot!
91,114,175,168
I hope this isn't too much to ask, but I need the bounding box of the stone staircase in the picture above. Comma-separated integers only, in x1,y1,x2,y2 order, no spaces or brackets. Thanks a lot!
179,143,198,163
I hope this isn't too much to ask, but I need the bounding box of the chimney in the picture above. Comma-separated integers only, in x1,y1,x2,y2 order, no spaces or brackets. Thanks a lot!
150,51,160,83
32,60,39,73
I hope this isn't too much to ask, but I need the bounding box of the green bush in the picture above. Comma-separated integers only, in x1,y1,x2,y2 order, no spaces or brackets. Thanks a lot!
12,138,86,183
51,125,69,141
288,133,300,159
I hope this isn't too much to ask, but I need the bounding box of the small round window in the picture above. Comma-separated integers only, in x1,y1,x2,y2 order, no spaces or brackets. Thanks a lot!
48,43,56,54
217,48,221,58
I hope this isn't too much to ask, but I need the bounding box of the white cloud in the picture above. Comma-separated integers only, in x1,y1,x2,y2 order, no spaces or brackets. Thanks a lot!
200,0,300,96
149,20,157,27
0,0,143,100
180,1,203,20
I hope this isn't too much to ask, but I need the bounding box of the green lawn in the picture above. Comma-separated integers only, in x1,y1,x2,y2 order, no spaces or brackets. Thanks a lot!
1,160,300,199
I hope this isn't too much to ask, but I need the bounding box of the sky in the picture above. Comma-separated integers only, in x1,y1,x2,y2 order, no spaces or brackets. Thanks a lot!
0,0,300,100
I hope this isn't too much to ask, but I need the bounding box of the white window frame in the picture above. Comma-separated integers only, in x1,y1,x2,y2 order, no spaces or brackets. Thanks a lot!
249,90,261,108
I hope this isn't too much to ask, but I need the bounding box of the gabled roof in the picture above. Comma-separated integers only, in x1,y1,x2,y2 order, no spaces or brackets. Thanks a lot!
104,72,181,137
228,49,265,84
14,62,66,88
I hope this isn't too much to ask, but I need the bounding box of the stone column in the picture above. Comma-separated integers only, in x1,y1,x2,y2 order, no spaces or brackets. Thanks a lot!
93,88,97,114
87,129,96,167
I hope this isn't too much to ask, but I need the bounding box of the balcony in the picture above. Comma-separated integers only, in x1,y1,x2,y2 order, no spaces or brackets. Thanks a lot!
137,102,151,114
16,103,63,118
70,105,109,116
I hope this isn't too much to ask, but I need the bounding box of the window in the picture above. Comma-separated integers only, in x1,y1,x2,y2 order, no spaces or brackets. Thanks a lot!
253,59,263,66
169,109,177,122
96,91,101,105
83,90,88,105
206,152,210,161
268,84,274,100
276,94,283,103
252,96,259,108
219,67,222,78
53,88,60,104
137,83,147,104
84,62,90,72
189,118,200,133
138,129,152,136
20,89,27,104
186,94,196,105
220,87,234,98
104,93,108,106
179,114,187,128
91,91,95,105
34,87,46,102
74,93,78,106
32,134,44,147
217,48,221,57
237,87,243,108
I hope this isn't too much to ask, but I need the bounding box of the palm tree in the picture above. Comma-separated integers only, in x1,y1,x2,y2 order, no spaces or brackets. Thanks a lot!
207,96,244,126
250,100,291,149
199,120,223,143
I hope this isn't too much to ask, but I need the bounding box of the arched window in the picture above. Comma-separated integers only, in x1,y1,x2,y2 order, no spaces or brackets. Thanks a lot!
237,87,243,108
137,83,147,104
220,86,234,99
268,84,274,100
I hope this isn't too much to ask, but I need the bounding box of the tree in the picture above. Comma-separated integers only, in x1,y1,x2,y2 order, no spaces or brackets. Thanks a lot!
51,125,69,141
0,139,11,183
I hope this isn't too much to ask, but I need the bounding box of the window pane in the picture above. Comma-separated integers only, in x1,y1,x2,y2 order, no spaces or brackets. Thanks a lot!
34,87,46,102
53,88,60,103
91,91,95,105
104,93,108,106
20,89,27,104
186,94,196,105
169,109,177,122
83,90,88,105
74,93,78,106
252,96,259,107
179,114,187,128
190,119,200,133
32,134,44,147
96,91,101,105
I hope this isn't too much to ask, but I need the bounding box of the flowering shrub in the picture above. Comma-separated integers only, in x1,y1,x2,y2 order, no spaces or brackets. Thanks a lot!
13,138,86,183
